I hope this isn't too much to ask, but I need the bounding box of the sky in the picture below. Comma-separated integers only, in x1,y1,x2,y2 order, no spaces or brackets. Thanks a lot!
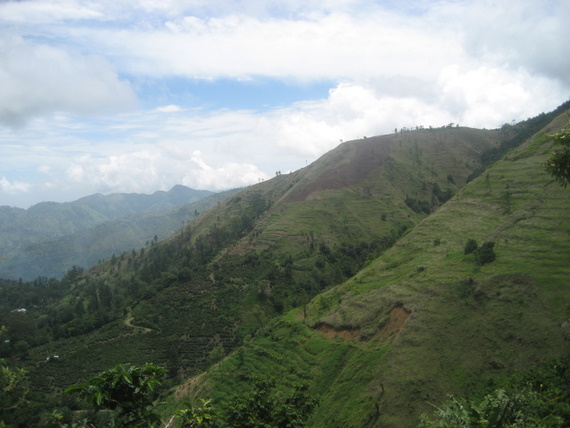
1,0,569,208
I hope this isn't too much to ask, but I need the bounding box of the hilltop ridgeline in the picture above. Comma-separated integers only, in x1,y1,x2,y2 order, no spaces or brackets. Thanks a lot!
1,102,569,427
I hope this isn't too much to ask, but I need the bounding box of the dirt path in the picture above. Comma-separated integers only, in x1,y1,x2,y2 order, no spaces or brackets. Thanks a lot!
124,308,153,334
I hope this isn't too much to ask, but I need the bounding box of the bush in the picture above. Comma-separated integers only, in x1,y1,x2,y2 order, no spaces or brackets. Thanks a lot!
65,363,167,427
418,387,564,427
224,377,318,428
420,357,570,427
476,241,496,265
544,124,570,188
464,239,478,255
463,240,496,265
405,197,431,214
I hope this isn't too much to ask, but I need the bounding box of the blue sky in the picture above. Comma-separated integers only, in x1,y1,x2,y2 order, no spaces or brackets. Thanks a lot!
1,0,569,208
134,77,334,110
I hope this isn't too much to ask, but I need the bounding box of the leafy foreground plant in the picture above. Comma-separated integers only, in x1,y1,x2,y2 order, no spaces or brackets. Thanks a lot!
65,363,167,427
544,123,570,188
60,365,317,428
222,377,318,428
171,377,317,428
170,399,217,428
418,388,563,427
419,358,570,427
1,326,29,426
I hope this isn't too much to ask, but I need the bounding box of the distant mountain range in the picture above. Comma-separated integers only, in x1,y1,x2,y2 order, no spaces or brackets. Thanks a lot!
1,102,569,427
0,185,239,280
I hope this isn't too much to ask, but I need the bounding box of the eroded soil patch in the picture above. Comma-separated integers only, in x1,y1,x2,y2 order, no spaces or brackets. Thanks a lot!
375,305,411,341
315,304,412,342
316,324,362,341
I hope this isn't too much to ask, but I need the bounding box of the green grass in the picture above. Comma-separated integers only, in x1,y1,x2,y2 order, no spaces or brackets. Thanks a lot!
176,114,570,427
7,108,570,427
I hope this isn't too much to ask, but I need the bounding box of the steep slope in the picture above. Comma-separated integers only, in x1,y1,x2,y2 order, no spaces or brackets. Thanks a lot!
4,106,568,426
216,127,500,257
15,126,507,398
0,186,219,280
179,110,570,427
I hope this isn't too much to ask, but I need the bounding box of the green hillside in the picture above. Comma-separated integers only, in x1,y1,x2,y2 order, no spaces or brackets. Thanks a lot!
1,104,569,426
176,110,570,426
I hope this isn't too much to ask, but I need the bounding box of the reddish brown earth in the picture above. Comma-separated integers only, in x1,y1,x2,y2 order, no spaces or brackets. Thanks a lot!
316,304,411,342
286,136,394,202
317,324,362,341
374,305,411,341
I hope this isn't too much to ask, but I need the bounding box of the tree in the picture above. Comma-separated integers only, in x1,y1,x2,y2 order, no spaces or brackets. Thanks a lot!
1,326,28,425
223,377,318,427
544,124,570,188
66,363,167,427
476,241,496,265
464,239,478,255
62,265,84,285
464,240,496,265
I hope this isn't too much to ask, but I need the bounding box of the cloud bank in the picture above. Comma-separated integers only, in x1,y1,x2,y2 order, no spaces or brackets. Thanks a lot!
0,0,569,207
0,35,136,128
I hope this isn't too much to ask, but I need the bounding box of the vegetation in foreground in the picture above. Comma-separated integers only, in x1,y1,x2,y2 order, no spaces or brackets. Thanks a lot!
43,362,317,427
7,357,568,427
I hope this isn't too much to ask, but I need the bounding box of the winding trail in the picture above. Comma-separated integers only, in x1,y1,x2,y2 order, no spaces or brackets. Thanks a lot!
124,308,153,334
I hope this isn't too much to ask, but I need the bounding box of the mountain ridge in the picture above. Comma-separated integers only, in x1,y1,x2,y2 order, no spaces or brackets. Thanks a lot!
1,184,213,216
179,108,570,427
0,185,230,280
1,104,569,426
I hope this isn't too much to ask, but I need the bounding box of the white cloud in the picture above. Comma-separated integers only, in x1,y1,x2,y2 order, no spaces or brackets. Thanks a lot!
75,11,455,82
155,104,183,113
0,0,103,24
256,75,563,157
60,143,270,196
1,0,569,208
442,0,570,85
3,0,569,86
2,66,567,208
0,35,136,127
0,176,31,194
37,165,52,174
436,64,566,128
183,151,267,190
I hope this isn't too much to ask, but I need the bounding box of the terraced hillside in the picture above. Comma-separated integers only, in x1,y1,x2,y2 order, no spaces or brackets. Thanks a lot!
2,103,569,426
177,110,570,427
14,125,504,397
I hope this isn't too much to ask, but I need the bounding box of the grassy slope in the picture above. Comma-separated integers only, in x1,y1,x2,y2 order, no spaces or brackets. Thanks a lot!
227,127,499,255
179,113,570,427
19,126,501,403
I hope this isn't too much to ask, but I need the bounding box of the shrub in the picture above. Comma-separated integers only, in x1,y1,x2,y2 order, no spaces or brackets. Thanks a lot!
476,241,496,265
464,239,478,255
405,197,431,214
419,387,563,427
65,363,167,427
